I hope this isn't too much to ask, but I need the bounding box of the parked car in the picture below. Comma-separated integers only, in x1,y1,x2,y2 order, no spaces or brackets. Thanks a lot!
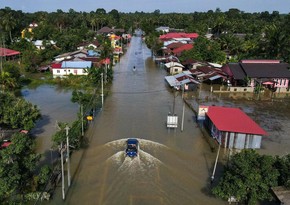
125,138,139,158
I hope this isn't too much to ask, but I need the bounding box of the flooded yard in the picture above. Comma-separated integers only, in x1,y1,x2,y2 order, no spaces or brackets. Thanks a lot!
22,85,78,153
186,84,290,156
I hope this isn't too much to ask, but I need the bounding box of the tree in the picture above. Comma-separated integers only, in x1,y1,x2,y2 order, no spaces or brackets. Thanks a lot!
0,8,17,43
0,93,41,130
212,149,279,205
0,71,18,92
274,154,290,188
0,132,40,203
179,37,226,63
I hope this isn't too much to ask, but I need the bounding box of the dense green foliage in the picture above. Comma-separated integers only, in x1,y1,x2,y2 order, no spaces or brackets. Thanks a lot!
212,150,290,205
0,92,41,130
274,154,290,188
0,133,50,204
1,7,290,64
179,36,227,63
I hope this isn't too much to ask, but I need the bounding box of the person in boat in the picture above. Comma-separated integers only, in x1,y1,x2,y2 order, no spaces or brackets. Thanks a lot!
133,66,136,71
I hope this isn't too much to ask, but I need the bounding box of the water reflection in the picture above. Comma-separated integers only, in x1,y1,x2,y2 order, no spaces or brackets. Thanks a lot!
22,85,78,153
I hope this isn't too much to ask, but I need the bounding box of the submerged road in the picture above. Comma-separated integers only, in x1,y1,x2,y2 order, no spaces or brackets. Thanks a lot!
53,33,226,205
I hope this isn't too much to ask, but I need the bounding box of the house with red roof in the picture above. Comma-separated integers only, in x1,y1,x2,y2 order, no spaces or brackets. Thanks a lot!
172,44,193,56
159,32,199,41
0,47,20,61
204,106,267,149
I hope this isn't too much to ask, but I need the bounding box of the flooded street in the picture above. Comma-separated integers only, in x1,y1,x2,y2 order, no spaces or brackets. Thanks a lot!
60,35,226,205
31,34,290,205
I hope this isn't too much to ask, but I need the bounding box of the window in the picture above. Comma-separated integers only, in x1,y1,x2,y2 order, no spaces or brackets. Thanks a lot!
57,70,60,73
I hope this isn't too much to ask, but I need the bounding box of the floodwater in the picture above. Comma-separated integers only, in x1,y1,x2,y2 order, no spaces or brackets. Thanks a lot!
22,85,78,153
57,35,227,205
187,84,290,156
34,33,290,205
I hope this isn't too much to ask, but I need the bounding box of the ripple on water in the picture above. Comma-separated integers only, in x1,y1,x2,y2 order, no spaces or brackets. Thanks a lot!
104,138,166,175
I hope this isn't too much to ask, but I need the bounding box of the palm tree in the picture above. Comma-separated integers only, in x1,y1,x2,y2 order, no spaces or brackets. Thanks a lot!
1,12,16,43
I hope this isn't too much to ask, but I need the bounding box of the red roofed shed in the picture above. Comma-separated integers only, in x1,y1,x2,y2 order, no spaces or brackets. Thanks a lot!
204,106,267,149
0,47,20,61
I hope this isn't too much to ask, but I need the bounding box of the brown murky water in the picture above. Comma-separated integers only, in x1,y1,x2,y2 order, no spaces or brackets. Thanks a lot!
35,33,290,205
51,35,227,205
22,85,78,154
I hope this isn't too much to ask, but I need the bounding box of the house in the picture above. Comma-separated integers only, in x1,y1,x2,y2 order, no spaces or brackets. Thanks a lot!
96,26,125,35
33,40,56,50
155,26,170,33
106,33,123,65
52,61,92,78
204,106,267,149
165,71,200,90
54,50,88,62
159,32,199,41
172,44,193,57
222,60,290,92
0,47,20,61
191,65,227,83
77,40,100,50
21,22,38,39
164,62,184,75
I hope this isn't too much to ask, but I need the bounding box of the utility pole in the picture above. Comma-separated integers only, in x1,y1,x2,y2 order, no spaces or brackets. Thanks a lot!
101,73,104,108
65,125,71,187
105,61,107,85
60,142,65,200
211,143,221,184
80,104,84,136
181,85,185,132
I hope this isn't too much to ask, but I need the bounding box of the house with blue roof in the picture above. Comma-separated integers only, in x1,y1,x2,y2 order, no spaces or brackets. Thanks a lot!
52,61,92,78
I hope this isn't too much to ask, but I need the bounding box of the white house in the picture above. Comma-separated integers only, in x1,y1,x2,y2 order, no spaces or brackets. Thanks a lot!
52,61,92,78
156,26,170,33
33,40,56,50
164,62,184,75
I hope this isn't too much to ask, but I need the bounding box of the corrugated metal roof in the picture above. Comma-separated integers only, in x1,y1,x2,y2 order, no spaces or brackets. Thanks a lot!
206,106,267,136
165,76,179,87
61,61,92,68
209,75,222,81
165,62,184,68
